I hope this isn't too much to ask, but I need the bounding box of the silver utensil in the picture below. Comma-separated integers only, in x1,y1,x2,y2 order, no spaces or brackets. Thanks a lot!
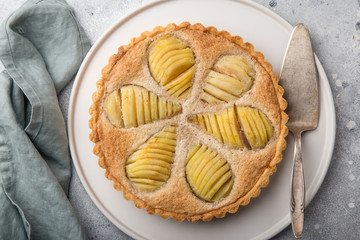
279,24,319,238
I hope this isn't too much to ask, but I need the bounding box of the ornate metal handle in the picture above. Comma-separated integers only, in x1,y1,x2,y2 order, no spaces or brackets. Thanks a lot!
290,131,305,238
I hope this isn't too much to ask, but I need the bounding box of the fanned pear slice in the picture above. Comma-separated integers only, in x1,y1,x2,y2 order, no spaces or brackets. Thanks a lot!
200,55,254,104
126,125,177,191
191,106,273,149
148,35,195,99
104,85,182,128
185,143,233,202
235,107,274,149
190,107,244,148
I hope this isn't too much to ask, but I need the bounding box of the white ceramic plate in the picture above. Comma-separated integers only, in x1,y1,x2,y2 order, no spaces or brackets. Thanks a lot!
68,0,336,239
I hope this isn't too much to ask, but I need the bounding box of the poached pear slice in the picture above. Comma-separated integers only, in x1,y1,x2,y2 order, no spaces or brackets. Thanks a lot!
126,125,177,191
104,85,182,128
148,35,195,100
185,143,233,202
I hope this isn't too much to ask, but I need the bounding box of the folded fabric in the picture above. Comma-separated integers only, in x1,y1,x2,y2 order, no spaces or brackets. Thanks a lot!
0,0,90,239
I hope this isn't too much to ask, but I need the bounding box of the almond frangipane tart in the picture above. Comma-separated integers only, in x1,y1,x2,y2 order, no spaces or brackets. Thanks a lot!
89,22,288,222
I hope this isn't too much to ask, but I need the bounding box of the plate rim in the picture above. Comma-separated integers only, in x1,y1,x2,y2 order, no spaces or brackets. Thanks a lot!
68,0,336,239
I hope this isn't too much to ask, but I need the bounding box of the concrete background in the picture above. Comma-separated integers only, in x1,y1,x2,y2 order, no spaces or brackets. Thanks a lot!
1,0,359,239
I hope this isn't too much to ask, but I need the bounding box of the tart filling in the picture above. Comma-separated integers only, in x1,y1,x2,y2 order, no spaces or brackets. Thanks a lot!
89,22,288,222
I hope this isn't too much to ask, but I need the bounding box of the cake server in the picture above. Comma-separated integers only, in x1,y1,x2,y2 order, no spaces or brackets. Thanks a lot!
279,23,319,238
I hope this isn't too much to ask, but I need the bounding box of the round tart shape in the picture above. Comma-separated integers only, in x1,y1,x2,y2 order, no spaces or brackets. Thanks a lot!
89,22,288,222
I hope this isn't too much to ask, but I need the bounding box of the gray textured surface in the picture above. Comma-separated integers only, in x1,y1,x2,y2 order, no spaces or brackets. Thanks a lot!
1,0,359,239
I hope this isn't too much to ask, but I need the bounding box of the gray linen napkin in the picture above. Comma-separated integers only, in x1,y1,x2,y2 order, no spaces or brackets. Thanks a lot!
0,0,90,239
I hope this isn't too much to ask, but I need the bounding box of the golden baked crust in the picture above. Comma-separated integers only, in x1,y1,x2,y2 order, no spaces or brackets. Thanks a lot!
89,22,288,222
